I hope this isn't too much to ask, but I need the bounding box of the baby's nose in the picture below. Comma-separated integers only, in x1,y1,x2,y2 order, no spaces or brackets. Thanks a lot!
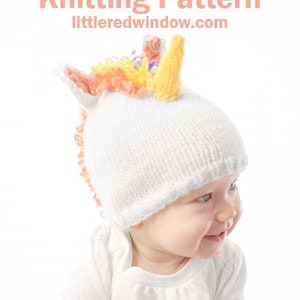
215,198,237,223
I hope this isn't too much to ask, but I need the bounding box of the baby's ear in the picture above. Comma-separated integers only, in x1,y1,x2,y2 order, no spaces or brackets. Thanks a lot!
55,64,100,111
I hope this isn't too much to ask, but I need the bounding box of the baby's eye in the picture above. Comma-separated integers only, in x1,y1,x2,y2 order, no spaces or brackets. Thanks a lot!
196,193,211,202
229,181,237,191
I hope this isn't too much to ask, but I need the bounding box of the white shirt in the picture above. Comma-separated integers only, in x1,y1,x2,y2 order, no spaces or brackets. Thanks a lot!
61,224,246,300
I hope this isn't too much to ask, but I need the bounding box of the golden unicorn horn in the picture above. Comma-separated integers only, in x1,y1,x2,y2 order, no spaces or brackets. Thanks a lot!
149,35,185,101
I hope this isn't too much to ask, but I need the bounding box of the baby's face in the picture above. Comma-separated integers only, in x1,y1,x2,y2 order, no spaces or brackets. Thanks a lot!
133,172,242,259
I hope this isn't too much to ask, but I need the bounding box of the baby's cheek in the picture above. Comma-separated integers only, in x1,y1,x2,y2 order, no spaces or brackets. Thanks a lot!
186,216,212,240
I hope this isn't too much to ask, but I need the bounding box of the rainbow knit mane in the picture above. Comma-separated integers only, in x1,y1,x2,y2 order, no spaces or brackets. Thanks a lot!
64,35,184,101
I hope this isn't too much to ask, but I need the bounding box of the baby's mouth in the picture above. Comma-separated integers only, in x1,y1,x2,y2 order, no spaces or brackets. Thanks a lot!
203,231,226,242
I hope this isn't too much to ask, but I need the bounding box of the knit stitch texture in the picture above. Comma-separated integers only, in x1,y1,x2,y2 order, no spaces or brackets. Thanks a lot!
80,89,247,228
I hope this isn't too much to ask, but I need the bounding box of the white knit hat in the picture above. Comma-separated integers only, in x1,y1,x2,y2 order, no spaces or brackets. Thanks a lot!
58,35,247,229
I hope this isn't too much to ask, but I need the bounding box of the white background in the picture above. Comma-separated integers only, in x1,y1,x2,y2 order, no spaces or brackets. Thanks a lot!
1,1,300,299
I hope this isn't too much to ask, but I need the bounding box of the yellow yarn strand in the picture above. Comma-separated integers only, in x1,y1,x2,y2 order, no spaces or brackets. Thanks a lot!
148,35,185,101
91,57,152,88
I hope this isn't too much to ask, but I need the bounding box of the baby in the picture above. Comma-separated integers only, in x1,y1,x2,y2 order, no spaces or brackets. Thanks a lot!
58,35,248,299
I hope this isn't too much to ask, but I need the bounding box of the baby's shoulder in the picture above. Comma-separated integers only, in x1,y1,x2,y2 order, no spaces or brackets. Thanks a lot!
59,224,130,300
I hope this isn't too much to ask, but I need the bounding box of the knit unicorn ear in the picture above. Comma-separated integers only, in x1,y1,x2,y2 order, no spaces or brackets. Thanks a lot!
56,64,100,111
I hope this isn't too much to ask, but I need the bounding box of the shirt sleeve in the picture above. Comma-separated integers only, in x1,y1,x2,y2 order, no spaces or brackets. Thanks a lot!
60,226,110,300
213,242,247,300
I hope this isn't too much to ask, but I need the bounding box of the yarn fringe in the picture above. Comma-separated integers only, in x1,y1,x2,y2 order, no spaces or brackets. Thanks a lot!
74,110,102,208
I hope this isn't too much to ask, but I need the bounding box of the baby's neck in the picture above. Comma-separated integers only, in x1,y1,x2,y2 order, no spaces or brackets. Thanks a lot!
130,235,190,275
